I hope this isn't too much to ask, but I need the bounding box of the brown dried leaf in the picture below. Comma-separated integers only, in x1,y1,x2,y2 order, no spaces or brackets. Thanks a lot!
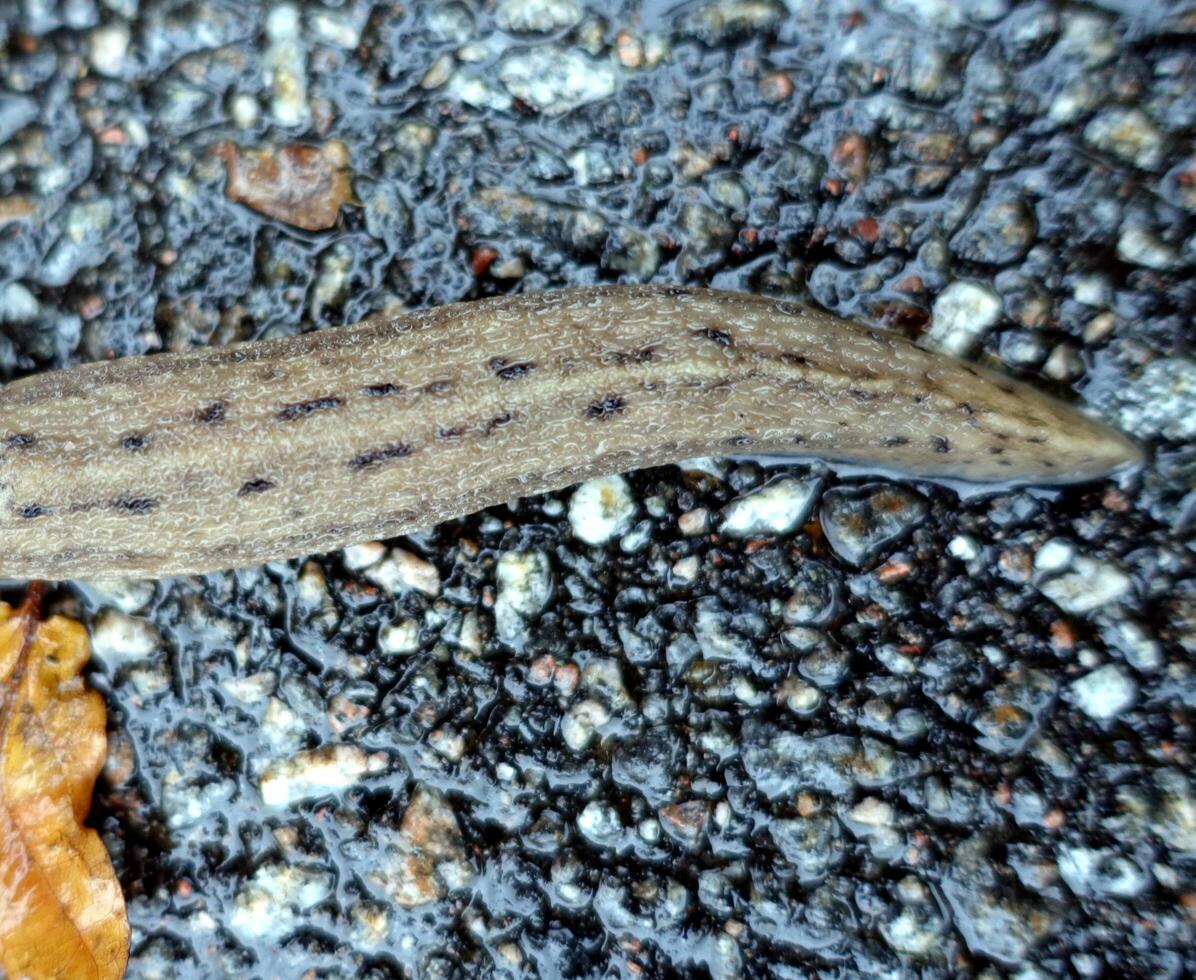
0,594,129,980
217,140,355,231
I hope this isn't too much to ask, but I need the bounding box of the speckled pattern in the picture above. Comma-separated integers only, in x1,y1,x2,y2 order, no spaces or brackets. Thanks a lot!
0,285,1138,578
2,1,1195,978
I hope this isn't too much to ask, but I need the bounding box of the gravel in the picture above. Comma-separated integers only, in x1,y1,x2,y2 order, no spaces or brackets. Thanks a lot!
3,1,1194,976
923,279,1004,356
720,475,821,537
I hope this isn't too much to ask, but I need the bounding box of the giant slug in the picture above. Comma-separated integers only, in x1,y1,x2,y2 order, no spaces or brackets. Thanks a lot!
0,285,1140,579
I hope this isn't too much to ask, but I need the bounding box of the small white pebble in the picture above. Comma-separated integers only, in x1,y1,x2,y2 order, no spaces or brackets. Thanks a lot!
561,699,610,751
343,541,385,570
569,475,636,545
378,617,420,655
221,671,277,705
494,549,553,647
947,535,979,561
848,796,894,827
1038,555,1132,616
258,744,385,807
1117,226,1178,270
721,477,820,537
230,93,261,129
777,675,823,715
90,609,161,666
672,555,700,582
1034,538,1076,574
89,22,130,77
1070,663,1138,723
1073,273,1111,308
923,280,1003,357
366,548,440,596
678,508,710,536
0,282,39,323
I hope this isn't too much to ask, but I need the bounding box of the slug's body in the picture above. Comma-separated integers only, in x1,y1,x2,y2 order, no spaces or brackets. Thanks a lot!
0,286,1139,579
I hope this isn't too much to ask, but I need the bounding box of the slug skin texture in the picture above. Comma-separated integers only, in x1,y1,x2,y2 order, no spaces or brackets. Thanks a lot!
0,285,1141,579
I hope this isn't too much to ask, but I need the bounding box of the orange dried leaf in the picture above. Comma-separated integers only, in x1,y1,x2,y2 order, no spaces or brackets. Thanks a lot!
218,140,355,231
0,598,129,980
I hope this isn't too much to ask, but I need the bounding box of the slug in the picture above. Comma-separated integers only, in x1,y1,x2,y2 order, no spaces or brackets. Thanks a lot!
0,285,1140,580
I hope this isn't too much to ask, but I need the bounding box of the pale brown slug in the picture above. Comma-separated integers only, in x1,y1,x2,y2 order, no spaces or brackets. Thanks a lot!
0,285,1141,579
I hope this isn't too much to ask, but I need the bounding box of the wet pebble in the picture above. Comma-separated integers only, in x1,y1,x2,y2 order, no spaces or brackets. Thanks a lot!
89,609,161,667
1057,846,1149,899
499,46,617,115
494,549,553,648
720,476,820,537
495,0,581,32
1116,226,1181,270
1036,550,1132,616
365,548,441,597
88,21,130,77
819,484,929,566
950,194,1036,265
569,474,636,545
782,560,841,627
263,4,310,128
258,744,387,807
1084,107,1165,170
1108,357,1196,441
923,279,1003,356
1069,663,1138,723
229,863,333,942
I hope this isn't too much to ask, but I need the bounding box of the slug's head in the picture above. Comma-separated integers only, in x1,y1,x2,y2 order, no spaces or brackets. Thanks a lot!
925,360,1146,487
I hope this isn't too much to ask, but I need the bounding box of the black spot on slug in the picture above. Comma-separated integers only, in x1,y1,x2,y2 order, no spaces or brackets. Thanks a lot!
112,496,157,515
363,382,403,398
932,436,952,454
780,353,811,367
196,401,227,424
238,478,275,496
792,435,807,445
485,412,513,434
437,426,464,440
882,436,910,447
724,435,753,447
666,286,694,297
585,395,626,420
348,442,414,470
18,503,47,519
695,327,734,347
122,433,149,451
1026,435,1047,444
4,433,36,449
958,402,974,415
423,380,455,396
278,396,343,421
490,357,535,381
847,387,875,402
602,346,657,365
